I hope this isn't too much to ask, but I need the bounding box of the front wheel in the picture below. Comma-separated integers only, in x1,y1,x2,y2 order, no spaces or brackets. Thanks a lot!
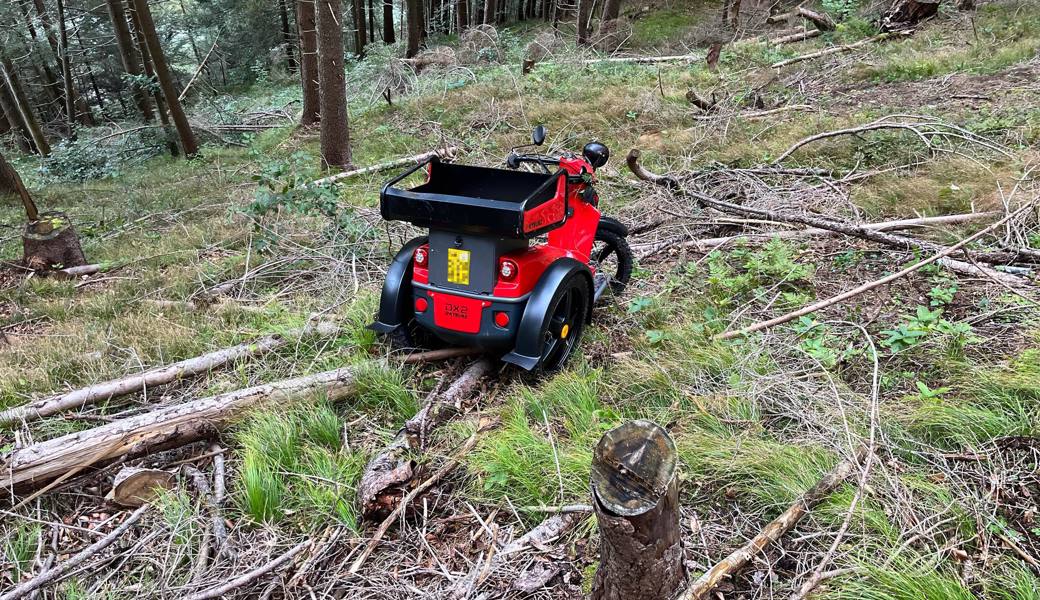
591,223,633,299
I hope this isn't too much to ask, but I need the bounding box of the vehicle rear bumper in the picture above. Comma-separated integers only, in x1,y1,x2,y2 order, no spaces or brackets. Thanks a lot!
412,283,526,350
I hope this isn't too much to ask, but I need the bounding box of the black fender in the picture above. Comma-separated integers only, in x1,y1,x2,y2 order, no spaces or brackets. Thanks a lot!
502,258,593,371
368,236,427,334
597,216,629,237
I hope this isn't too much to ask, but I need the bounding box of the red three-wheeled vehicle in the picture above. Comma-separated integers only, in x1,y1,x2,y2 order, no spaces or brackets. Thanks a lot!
370,126,633,372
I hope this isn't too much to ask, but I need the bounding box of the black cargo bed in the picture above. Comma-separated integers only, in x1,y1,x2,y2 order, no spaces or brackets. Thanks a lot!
380,158,567,238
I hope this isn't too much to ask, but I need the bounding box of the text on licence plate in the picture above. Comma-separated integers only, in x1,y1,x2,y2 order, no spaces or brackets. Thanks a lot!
447,248,470,285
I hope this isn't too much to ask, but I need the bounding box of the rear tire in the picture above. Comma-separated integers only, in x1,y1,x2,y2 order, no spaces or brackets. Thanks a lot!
531,272,590,374
592,225,633,298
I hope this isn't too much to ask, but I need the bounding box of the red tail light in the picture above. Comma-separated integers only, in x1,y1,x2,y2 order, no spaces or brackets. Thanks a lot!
415,297,428,312
494,311,510,327
499,259,518,281
414,245,429,267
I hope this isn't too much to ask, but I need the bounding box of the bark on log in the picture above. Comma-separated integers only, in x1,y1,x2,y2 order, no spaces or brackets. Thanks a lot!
796,6,835,31
358,359,493,520
0,321,340,426
581,53,702,65
881,0,940,31
1,367,361,492
591,420,684,600
770,29,822,44
771,31,911,68
676,448,866,600
22,211,87,271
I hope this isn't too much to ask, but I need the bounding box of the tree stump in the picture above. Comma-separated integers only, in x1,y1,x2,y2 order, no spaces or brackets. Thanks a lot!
22,211,87,271
590,420,684,600
881,0,941,31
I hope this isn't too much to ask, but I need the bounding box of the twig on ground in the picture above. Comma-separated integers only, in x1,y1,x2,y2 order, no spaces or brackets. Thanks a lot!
0,505,150,600
677,448,867,600
183,541,309,600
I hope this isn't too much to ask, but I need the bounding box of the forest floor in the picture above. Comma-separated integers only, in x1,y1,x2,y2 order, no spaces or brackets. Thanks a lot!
2,0,1040,598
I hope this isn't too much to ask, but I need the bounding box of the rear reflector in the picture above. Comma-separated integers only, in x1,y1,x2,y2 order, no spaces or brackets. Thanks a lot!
494,311,510,328
415,297,428,312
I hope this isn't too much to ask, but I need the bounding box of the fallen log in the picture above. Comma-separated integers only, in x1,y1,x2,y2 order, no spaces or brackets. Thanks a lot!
2,368,357,492
626,149,1033,277
796,6,835,30
581,53,702,65
0,321,340,427
311,147,459,186
358,359,493,520
771,31,912,68
1,350,473,492
676,449,866,600
771,29,822,44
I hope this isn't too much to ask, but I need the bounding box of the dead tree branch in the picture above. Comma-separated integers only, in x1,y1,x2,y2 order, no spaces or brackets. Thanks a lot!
677,449,867,600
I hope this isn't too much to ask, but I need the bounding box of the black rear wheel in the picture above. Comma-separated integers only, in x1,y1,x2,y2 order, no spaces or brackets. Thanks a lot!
591,224,633,299
535,273,590,373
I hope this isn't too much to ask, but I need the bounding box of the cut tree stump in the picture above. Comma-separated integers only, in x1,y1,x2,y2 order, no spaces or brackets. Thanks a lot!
108,467,175,507
881,0,941,31
590,420,684,600
22,211,87,271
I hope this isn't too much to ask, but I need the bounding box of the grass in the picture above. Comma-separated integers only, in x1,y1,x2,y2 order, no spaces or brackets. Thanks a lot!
234,399,367,529
2,2,1040,595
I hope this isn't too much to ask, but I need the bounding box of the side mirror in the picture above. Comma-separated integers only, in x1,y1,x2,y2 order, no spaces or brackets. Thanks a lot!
531,125,547,146
582,141,609,169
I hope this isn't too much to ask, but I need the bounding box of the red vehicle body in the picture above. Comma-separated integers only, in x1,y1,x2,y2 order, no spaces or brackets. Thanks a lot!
370,128,632,372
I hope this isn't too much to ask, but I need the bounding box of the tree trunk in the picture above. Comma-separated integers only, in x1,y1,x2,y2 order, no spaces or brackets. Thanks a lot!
56,0,78,137
297,0,321,126
0,81,35,154
0,150,39,221
1,366,362,492
16,0,65,117
354,0,369,56
576,0,591,44
279,0,298,74
32,0,92,126
107,0,154,122
0,58,50,156
129,0,199,157
177,0,204,64
75,28,109,118
590,421,685,600
128,3,180,156
881,0,941,31
368,0,377,41
601,0,620,21
456,0,468,30
316,0,353,169
23,211,88,271
383,0,396,41
406,0,421,57
483,0,497,24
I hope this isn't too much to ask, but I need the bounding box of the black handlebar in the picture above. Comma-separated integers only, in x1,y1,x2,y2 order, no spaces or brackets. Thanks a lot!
506,152,560,173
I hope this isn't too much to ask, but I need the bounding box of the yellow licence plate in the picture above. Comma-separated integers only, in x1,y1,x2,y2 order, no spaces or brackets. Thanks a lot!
447,248,471,285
